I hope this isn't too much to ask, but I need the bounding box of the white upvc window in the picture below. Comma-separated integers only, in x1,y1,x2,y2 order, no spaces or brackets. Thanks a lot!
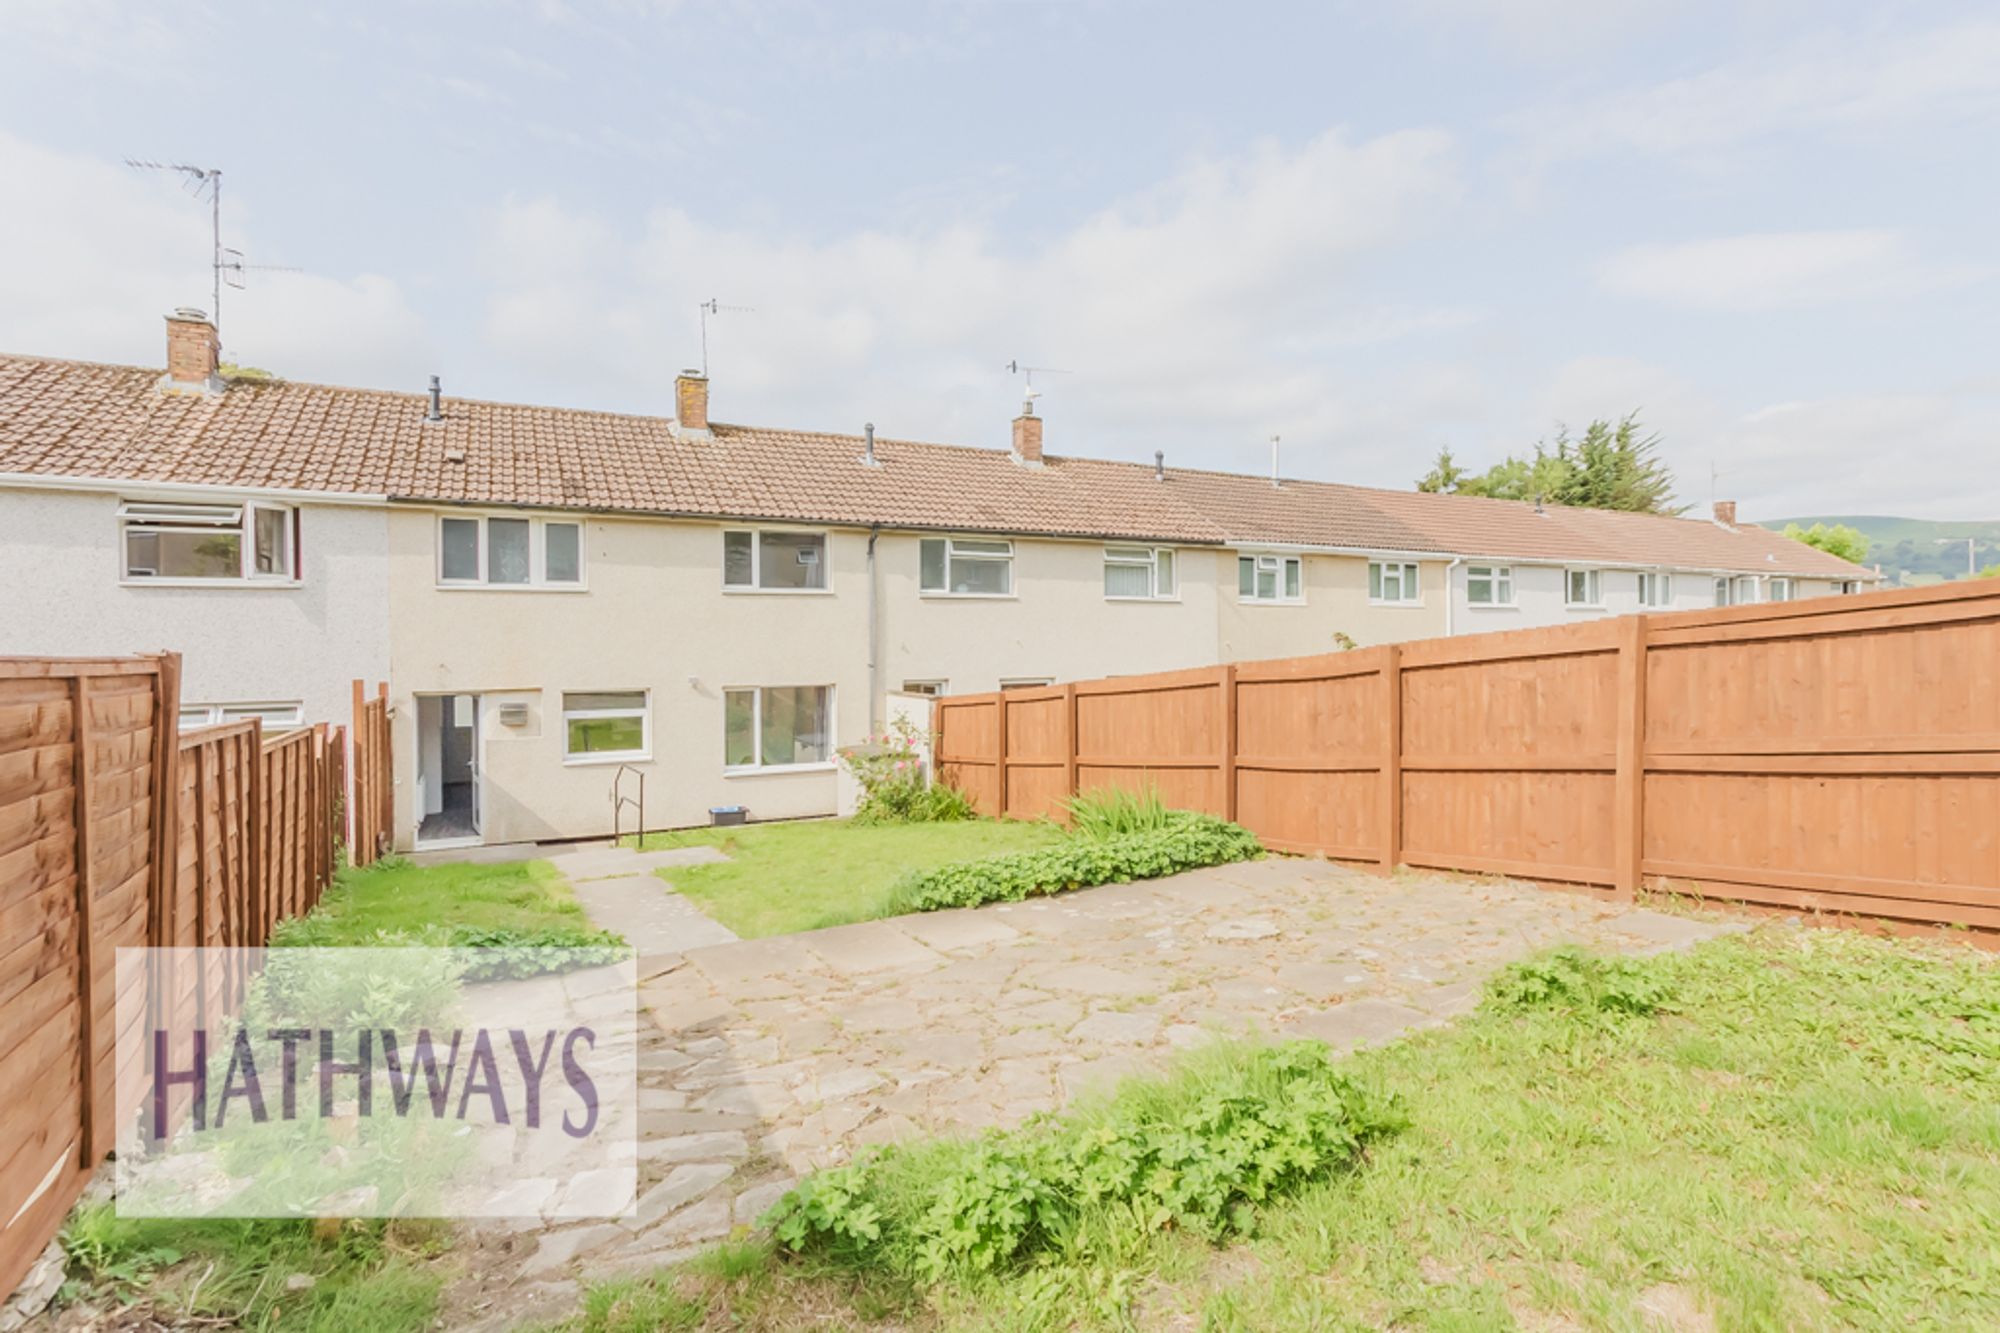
1715,574,1761,607
1369,561,1420,605
1565,568,1604,608
1636,571,1673,608
1103,545,1177,600
1238,553,1303,603
437,514,584,588
1769,577,1794,602
179,701,304,730
724,685,833,772
1465,564,1515,606
120,500,297,584
999,677,1054,690
562,690,650,763
900,679,948,697
723,529,828,591
1837,580,1861,595
920,537,1013,596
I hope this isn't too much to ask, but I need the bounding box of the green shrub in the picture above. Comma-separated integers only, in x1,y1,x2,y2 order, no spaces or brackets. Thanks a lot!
886,812,1261,913
1062,785,1176,840
840,715,977,825
764,1040,1400,1284
1485,945,1671,1017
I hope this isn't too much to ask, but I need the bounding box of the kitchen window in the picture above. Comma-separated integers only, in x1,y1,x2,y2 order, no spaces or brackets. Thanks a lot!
725,685,833,771
1637,571,1673,608
438,515,584,588
1466,565,1515,606
1104,546,1177,599
1238,554,1303,603
120,500,296,583
920,537,1013,596
1565,568,1604,607
562,690,649,762
1369,561,1420,605
723,529,828,591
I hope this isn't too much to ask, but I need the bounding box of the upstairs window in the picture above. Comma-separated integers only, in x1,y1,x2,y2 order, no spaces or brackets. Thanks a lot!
120,500,296,582
920,537,1013,596
1104,546,1177,599
1369,561,1420,605
1565,568,1604,607
1238,554,1303,603
1637,571,1673,608
1466,565,1515,606
438,515,583,588
723,529,827,591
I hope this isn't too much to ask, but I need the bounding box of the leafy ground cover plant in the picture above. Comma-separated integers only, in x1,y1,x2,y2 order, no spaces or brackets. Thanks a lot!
1484,943,1673,1017
887,811,1260,913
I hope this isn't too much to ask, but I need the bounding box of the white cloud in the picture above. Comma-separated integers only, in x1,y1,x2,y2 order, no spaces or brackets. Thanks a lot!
1594,230,1987,312
1719,393,2000,520
0,134,433,387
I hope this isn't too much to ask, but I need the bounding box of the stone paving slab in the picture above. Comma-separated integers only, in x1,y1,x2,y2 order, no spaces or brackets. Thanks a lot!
567,872,739,958
471,856,1745,1297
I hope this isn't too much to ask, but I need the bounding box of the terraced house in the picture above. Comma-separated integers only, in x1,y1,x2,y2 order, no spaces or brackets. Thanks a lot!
0,311,1873,847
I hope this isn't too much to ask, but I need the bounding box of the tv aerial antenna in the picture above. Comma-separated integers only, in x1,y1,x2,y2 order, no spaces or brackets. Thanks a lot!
123,159,302,341
1006,359,1073,409
697,298,755,377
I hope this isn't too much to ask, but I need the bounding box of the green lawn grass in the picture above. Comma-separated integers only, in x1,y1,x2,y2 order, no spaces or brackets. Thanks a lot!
294,855,590,943
634,818,1067,937
567,926,2000,1330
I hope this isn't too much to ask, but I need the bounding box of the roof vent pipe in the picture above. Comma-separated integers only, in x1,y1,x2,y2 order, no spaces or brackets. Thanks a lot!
1154,450,1165,482
860,421,879,467
1270,434,1281,489
425,375,443,423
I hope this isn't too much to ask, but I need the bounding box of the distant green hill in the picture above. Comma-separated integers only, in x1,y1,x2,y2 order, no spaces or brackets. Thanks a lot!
1769,515,2000,586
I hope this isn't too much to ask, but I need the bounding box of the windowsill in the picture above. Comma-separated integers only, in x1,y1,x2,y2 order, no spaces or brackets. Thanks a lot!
1104,595,1182,604
1466,603,1519,610
122,577,302,589
722,586,835,596
1239,598,1306,607
564,753,652,768
436,582,590,593
1368,599,1423,608
919,591,1018,601
724,761,837,777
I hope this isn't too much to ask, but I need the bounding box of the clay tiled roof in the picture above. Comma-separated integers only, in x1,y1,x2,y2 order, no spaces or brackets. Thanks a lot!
0,352,1871,578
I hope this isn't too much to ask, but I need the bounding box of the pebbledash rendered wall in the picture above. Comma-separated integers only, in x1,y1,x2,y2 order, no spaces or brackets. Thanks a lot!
0,486,390,727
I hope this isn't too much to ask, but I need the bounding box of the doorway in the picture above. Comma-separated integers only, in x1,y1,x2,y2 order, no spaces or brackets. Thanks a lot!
417,693,480,845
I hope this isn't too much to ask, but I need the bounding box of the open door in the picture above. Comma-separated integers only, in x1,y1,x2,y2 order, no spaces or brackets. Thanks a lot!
417,693,481,845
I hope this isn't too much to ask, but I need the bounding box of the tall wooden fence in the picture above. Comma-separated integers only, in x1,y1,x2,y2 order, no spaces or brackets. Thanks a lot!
349,679,392,867
935,579,2000,932
0,654,351,1301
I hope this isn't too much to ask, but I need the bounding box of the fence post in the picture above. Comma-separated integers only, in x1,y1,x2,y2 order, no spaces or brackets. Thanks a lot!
1063,683,1079,810
376,681,391,858
993,690,1010,819
147,653,182,947
68,673,100,1156
1380,645,1402,875
1219,665,1238,822
1613,615,1648,902
349,679,365,858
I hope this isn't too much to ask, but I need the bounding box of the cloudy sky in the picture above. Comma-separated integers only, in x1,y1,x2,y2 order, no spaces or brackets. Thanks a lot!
2,0,1994,519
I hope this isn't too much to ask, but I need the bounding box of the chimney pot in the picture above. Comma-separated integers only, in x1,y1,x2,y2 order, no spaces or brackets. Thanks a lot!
675,368,710,435
161,308,220,393
425,374,443,423
1154,449,1165,481
1011,403,1044,467
860,421,879,467
1713,499,1738,527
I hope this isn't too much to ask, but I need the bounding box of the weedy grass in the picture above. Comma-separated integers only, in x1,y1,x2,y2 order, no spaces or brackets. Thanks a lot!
58,1205,449,1332
578,927,2000,1330
280,855,593,943
1061,785,1179,840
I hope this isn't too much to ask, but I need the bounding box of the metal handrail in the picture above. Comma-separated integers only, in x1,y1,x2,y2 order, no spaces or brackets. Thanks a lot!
611,764,644,847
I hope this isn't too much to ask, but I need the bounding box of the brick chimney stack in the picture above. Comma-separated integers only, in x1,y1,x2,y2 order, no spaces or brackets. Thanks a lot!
675,369,710,436
162,308,221,394
1011,398,1044,467
1713,499,1737,527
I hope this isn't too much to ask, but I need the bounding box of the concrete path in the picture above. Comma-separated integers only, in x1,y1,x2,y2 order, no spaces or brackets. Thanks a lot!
468,857,1744,1310
543,844,740,961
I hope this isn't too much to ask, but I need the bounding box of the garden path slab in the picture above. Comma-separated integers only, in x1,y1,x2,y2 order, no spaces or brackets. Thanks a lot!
549,846,740,961
473,856,1745,1298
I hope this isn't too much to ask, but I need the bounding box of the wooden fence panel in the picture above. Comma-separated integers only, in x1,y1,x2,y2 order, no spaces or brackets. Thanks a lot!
348,680,392,866
932,579,2000,933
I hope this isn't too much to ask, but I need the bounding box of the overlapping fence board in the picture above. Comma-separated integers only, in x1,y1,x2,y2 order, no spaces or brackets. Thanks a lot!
934,579,2000,934
349,679,392,867
0,654,349,1303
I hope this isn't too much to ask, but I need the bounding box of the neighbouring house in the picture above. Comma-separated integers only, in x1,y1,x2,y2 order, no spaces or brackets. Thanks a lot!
0,310,1873,847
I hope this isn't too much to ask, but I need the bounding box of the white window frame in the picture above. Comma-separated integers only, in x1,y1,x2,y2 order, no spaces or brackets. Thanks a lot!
1837,580,1861,595
179,701,305,731
1769,577,1794,602
899,679,949,697
561,690,651,765
1103,545,1179,601
435,513,586,590
1636,571,1673,608
1565,568,1605,609
723,685,837,774
119,499,298,586
1465,564,1516,608
998,677,1054,691
919,537,1015,598
1368,560,1421,606
1238,553,1304,604
722,528,831,593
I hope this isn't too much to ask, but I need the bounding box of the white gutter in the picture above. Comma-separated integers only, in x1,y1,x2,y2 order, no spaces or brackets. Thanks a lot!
0,471,390,508
1218,538,1867,581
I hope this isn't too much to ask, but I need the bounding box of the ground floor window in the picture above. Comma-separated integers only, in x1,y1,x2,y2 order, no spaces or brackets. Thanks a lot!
562,690,649,762
1466,564,1515,606
725,685,832,770
179,701,304,730
1637,571,1672,607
